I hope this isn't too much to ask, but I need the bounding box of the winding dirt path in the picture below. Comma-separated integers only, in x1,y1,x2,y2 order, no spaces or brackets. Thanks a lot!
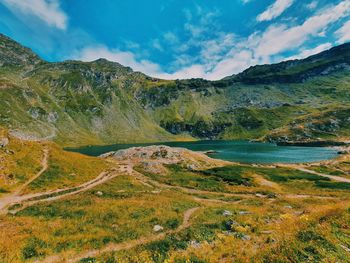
279,165,350,183
40,207,200,263
0,148,50,214
7,169,121,215
125,163,339,201
0,164,126,215
15,148,49,195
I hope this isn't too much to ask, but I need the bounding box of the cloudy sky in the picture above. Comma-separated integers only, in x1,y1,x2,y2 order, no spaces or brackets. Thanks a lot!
1,0,350,80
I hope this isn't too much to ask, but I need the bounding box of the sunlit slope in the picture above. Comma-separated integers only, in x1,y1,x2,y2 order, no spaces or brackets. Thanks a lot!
1,33,350,146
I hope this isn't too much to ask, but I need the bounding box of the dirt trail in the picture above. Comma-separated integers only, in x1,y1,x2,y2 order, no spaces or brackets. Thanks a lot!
0,164,126,215
279,164,350,183
40,207,200,263
0,148,49,213
125,163,339,201
252,174,282,192
15,148,49,195
7,170,120,215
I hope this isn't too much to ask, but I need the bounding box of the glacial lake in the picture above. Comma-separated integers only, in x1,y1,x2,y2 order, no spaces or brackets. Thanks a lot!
66,140,339,164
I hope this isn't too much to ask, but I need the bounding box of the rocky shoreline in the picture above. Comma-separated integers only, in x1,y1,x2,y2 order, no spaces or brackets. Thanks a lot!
276,140,348,147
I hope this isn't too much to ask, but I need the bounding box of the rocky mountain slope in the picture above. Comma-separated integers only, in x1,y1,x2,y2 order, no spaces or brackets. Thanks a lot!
1,33,350,146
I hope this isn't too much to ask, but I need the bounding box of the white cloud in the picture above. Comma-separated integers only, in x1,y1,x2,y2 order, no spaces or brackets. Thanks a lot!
75,45,210,80
75,46,162,76
306,1,318,10
255,0,350,58
336,20,350,43
1,0,67,30
285,43,332,60
75,1,350,81
151,39,163,51
257,0,294,22
241,0,252,5
164,32,179,44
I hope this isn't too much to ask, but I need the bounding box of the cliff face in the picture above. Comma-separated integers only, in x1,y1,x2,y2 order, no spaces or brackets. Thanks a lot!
1,34,350,146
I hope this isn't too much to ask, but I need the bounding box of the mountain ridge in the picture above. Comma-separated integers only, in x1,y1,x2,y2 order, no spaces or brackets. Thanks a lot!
2,33,350,82
1,33,350,146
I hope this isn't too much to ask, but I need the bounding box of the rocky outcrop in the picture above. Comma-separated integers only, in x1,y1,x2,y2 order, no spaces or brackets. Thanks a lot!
101,145,230,170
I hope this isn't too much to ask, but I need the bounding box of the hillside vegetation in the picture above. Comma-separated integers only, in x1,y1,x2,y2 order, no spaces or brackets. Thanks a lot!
1,34,350,146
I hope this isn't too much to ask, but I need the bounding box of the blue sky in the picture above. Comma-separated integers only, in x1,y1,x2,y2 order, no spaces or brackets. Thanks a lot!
1,0,350,80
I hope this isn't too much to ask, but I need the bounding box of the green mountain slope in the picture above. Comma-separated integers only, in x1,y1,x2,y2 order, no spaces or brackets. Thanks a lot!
1,33,350,146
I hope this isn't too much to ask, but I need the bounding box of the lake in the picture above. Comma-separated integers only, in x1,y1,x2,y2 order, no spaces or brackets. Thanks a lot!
66,140,339,164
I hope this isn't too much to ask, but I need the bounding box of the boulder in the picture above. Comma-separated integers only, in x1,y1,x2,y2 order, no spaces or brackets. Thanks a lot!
190,240,201,248
225,220,239,230
223,210,233,216
0,137,9,148
153,225,164,232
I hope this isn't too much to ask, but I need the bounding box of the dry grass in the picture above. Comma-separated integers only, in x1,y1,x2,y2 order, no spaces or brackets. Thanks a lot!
1,132,350,262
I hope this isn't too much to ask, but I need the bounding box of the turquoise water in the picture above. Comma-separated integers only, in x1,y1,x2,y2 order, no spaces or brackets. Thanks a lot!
66,140,339,164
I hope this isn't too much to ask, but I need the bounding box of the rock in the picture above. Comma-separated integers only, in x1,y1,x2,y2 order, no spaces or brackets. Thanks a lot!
255,193,266,198
190,240,201,248
225,220,239,230
96,191,103,196
294,211,304,216
239,211,251,215
153,225,164,232
187,164,198,171
0,137,9,148
261,230,274,234
284,205,293,209
241,234,251,241
5,149,14,155
223,210,233,216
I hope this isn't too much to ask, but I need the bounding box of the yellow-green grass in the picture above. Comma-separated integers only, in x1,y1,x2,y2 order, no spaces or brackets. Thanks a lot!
0,129,43,195
0,175,198,262
93,193,349,263
25,144,109,193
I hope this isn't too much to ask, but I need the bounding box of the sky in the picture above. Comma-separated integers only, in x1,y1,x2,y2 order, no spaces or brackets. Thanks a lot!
0,0,350,80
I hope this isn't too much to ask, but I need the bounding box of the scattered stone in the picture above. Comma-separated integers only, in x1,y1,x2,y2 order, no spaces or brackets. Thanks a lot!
294,211,304,216
153,225,164,232
0,137,9,148
239,211,251,215
151,190,162,194
225,220,239,230
190,240,201,248
96,191,103,196
187,164,197,171
4,149,14,155
223,210,233,216
255,193,266,198
284,205,293,209
241,234,251,241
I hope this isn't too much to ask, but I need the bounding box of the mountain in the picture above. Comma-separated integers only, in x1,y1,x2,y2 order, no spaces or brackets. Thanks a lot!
1,33,350,146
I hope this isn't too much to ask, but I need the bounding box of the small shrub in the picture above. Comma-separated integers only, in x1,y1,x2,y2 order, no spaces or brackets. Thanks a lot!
22,237,46,260
79,257,96,263
165,218,180,230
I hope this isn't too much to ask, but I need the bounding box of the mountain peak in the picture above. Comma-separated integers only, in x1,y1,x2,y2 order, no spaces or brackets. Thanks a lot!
0,33,42,67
